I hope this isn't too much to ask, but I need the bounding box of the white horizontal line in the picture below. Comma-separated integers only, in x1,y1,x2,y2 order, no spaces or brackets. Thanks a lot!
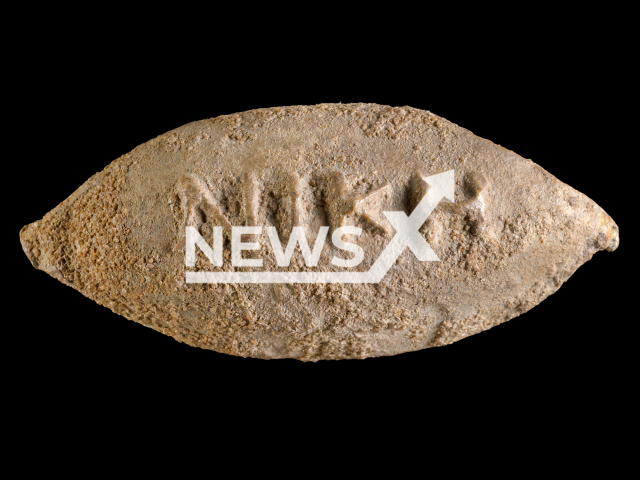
186,271,378,284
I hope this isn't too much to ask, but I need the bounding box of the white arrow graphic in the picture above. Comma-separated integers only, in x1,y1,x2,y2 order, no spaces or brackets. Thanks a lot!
186,170,454,284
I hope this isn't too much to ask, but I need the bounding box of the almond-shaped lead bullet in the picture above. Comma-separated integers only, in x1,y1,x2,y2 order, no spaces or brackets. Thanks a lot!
19,104,619,361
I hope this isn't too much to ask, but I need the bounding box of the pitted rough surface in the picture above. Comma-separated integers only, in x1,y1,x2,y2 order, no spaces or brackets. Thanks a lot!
19,103,619,360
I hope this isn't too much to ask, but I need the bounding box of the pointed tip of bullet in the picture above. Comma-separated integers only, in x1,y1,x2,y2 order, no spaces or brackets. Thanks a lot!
19,220,69,284
20,222,40,268
602,217,619,252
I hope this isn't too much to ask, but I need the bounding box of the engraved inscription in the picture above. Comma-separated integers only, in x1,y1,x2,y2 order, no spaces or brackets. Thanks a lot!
323,172,391,234
276,172,303,240
447,171,488,235
241,171,260,226
176,169,488,251
410,170,488,237
176,175,233,236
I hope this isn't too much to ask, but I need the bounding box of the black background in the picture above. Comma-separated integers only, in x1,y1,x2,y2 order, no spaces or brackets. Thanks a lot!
7,16,633,456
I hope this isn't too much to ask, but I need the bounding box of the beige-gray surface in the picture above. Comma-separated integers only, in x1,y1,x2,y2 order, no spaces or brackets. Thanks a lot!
19,104,619,360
